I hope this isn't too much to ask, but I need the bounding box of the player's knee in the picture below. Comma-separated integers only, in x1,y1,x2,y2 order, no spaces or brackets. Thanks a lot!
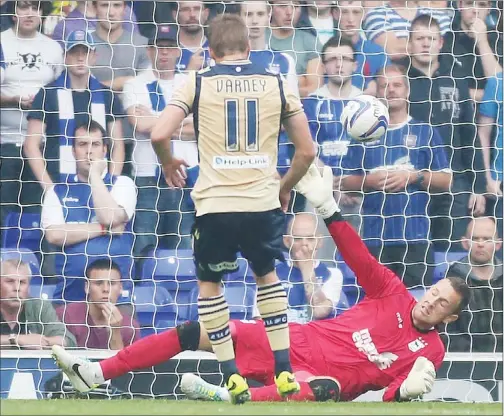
308,377,341,402
196,267,223,284
176,321,201,351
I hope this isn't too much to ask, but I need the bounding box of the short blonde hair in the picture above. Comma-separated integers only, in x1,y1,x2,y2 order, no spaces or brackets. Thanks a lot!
0,259,32,278
208,13,249,59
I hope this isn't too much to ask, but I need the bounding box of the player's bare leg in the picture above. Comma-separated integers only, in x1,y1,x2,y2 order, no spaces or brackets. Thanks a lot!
255,271,300,397
197,280,250,404
52,321,212,393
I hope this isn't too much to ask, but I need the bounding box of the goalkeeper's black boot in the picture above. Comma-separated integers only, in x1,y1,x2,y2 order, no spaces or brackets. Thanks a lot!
308,377,341,402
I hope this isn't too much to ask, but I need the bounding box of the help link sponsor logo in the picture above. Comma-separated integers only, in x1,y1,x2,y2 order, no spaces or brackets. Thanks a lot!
213,155,270,169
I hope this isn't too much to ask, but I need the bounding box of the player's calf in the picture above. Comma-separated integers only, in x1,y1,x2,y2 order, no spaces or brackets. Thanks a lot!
197,277,249,403
256,279,291,371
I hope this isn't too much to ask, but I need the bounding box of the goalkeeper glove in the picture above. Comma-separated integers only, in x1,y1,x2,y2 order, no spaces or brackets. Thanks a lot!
294,164,339,219
399,357,436,400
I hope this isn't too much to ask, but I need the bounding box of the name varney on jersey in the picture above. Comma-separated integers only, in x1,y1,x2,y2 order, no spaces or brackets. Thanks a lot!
216,78,267,94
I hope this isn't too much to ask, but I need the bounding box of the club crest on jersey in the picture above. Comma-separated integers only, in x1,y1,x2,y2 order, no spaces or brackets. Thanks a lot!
321,140,349,157
363,138,381,146
268,63,281,74
352,329,398,370
404,134,417,148
408,337,428,352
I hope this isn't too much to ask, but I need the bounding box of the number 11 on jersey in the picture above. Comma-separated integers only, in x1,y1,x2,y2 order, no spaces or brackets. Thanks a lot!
225,98,259,152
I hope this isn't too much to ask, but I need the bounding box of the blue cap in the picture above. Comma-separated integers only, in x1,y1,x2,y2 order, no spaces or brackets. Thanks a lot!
148,24,178,45
65,30,95,52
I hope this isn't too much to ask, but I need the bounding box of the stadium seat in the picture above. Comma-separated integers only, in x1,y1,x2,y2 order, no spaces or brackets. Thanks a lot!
132,282,178,329
0,248,40,276
140,249,197,320
40,282,58,301
188,283,256,321
1,212,43,254
433,251,468,282
170,286,195,322
117,279,134,305
224,284,256,319
29,277,57,301
141,249,195,285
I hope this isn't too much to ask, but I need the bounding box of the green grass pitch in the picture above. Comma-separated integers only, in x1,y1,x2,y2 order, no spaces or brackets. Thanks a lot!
0,400,502,415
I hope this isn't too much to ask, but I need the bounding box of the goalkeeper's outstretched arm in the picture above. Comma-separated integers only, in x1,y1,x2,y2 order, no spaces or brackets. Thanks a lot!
295,165,404,299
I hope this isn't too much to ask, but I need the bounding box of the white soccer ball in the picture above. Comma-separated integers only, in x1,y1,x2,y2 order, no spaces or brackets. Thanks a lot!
341,95,389,142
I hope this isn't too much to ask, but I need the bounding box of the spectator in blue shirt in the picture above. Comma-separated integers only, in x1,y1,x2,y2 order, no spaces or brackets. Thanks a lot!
240,1,299,96
122,25,196,255
342,64,452,288
172,1,212,72
23,30,125,193
252,212,344,323
304,35,363,232
41,119,136,302
240,1,300,181
479,72,503,232
332,0,389,95
312,35,363,99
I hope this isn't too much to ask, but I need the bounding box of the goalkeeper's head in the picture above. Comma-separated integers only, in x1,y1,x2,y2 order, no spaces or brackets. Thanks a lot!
411,276,471,331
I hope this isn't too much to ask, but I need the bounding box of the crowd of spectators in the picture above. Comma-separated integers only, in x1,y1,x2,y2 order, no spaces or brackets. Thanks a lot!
0,1,502,354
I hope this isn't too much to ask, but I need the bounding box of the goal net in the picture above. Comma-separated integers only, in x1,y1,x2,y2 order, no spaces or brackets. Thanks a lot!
0,0,502,402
